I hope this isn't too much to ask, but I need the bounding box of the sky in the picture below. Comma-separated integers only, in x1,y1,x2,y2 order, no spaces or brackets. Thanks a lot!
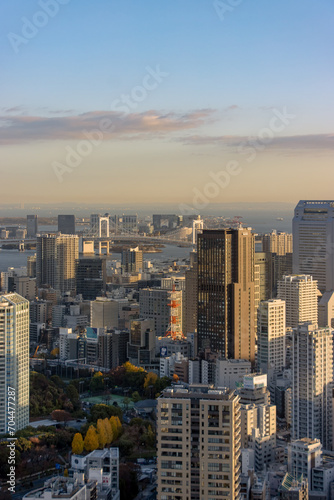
1,0,333,207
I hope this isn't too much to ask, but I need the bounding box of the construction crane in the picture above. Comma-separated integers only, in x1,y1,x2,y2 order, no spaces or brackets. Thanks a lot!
164,285,186,340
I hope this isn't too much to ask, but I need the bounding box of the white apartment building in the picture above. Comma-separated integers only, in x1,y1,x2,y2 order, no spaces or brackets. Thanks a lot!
0,293,30,433
292,323,333,450
277,275,318,328
257,299,286,382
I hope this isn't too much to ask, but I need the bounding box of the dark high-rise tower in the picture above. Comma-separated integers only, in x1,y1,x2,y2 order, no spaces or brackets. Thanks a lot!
58,214,76,234
26,214,38,237
197,228,255,363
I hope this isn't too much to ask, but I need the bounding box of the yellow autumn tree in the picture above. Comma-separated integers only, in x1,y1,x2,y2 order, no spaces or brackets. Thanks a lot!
103,417,113,445
84,425,99,452
97,419,108,449
123,361,144,373
110,416,122,441
144,372,158,389
72,433,84,455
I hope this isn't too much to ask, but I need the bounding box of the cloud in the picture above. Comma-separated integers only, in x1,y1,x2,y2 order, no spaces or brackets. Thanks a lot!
0,109,214,145
177,133,334,151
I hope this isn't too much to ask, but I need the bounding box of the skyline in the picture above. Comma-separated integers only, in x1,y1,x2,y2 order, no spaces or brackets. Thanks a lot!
1,0,333,204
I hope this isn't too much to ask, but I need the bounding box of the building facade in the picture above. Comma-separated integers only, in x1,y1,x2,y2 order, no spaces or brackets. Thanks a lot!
157,385,241,500
197,228,256,363
0,293,30,433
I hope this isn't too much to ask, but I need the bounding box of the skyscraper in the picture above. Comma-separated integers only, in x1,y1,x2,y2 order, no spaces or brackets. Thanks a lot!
0,293,30,433
293,200,334,292
277,275,318,329
36,234,79,295
197,228,255,363
157,385,241,500
58,214,76,234
26,214,38,237
292,323,333,450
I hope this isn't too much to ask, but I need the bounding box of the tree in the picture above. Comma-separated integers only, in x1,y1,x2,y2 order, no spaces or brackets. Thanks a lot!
172,373,179,383
64,469,69,477
144,372,158,389
123,361,144,373
123,397,130,410
110,416,122,441
103,418,113,444
51,409,71,426
84,425,99,452
89,404,122,424
51,347,59,357
90,373,104,393
72,433,84,455
131,391,141,402
97,419,108,449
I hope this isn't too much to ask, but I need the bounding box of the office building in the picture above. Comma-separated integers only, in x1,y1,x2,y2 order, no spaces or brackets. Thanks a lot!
121,247,143,273
292,323,333,449
239,374,270,406
139,288,182,336
36,234,79,295
257,299,286,381
255,252,271,303
157,385,241,500
8,275,37,300
197,228,256,363
215,359,251,390
293,200,334,292
90,298,118,329
277,275,318,329
127,319,155,367
0,293,29,433
76,257,106,300
184,259,198,335
26,214,38,237
58,214,76,234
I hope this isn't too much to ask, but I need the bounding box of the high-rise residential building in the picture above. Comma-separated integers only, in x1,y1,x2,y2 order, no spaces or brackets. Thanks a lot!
36,234,79,295
139,288,183,336
262,230,293,255
197,228,256,363
121,247,143,273
57,214,76,234
157,385,241,500
257,299,286,380
277,275,318,329
26,214,38,237
0,293,30,433
293,200,334,292
292,323,333,450
76,256,106,300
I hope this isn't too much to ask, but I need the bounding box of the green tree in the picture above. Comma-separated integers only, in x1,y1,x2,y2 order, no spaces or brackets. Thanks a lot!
131,391,141,402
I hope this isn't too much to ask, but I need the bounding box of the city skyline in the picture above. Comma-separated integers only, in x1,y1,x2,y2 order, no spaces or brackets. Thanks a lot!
1,0,333,204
